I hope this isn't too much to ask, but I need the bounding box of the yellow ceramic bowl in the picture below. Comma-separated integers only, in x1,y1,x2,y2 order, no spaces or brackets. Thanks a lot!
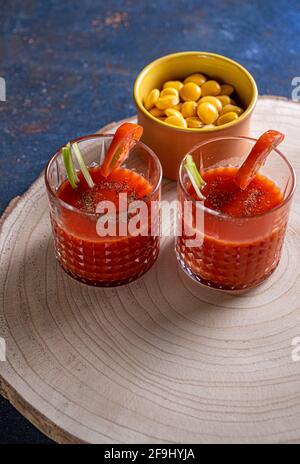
133,51,258,180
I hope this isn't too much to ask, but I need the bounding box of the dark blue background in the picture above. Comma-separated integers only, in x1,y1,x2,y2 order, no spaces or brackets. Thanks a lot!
0,0,299,444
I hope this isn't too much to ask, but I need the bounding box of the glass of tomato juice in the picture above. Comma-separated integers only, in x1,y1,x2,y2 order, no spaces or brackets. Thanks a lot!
45,134,162,287
176,136,295,291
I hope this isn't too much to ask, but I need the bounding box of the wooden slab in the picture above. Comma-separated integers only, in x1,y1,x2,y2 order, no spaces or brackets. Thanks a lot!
1,97,300,444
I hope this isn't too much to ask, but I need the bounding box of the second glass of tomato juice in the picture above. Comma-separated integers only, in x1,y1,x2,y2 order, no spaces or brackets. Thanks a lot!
176,134,295,291
45,125,162,287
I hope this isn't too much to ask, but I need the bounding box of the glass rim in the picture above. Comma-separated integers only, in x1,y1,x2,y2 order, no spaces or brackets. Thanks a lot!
44,133,163,217
178,135,296,220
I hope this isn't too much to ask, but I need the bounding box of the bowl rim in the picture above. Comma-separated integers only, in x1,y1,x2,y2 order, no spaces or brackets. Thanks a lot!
133,51,258,133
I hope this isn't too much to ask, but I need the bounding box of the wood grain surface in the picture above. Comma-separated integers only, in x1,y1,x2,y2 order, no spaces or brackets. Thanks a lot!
1,97,300,444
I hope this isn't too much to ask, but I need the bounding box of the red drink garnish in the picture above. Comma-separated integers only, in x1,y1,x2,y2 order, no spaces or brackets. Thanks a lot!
235,130,285,190
101,123,143,177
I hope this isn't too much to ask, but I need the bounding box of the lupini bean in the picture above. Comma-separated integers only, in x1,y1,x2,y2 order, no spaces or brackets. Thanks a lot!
171,103,182,111
197,102,219,124
184,73,207,86
221,104,244,116
198,96,222,113
186,117,203,128
181,101,197,118
216,95,231,106
217,112,238,125
160,87,179,98
220,84,234,96
150,107,165,117
156,94,179,110
165,108,183,118
180,82,201,101
144,89,160,110
200,80,221,97
165,115,187,128
163,81,184,91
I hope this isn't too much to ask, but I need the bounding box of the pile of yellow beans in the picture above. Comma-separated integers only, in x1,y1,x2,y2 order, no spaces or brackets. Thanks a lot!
143,73,244,129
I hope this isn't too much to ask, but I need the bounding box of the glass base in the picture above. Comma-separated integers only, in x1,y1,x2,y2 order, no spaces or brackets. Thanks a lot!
57,248,159,288
176,250,279,294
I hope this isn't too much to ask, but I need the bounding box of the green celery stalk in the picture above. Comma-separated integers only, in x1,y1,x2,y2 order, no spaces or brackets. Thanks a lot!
185,154,206,200
62,143,78,189
186,154,206,188
72,142,95,189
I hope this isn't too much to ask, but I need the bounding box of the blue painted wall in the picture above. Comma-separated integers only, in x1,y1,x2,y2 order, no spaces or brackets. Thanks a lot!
0,0,299,443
